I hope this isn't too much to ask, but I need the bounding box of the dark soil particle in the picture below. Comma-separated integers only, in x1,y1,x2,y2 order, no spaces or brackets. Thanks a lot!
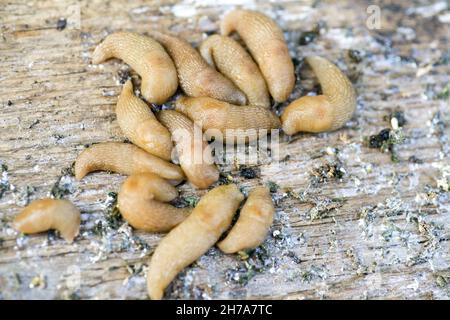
298,31,317,45
239,167,260,179
117,69,131,84
369,128,391,148
61,165,75,177
56,18,67,31
298,21,326,46
225,246,270,286
93,192,124,235
171,195,199,208
7,100,12,106
408,155,423,164
292,57,303,68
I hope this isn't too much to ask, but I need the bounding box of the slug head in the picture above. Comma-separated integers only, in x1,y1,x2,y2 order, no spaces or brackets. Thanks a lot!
121,173,178,203
141,51,178,104
281,95,333,134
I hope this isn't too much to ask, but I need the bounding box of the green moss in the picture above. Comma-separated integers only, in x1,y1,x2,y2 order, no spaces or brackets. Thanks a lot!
184,196,199,207
239,167,260,179
348,49,363,63
368,128,405,162
225,246,270,286
435,86,449,100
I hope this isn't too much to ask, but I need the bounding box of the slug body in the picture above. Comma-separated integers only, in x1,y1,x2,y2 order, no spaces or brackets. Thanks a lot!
281,56,357,134
175,96,281,142
92,32,178,104
221,9,295,102
157,110,219,189
218,186,274,253
147,184,244,300
13,199,80,243
74,142,184,183
149,31,246,105
117,173,190,232
116,80,173,160
199,35,270,108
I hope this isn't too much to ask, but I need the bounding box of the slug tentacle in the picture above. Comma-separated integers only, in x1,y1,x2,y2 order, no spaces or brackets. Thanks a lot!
175,96,280,142
117,173,191,232
74,142,185,183
92,32,178,104
149,31,246,105
281,55,357,134
116,80,173,160
199,35,270,108
147,184,244,300
13,199,80,243
218,186,274,253
157,110,219,189
220,9,295,102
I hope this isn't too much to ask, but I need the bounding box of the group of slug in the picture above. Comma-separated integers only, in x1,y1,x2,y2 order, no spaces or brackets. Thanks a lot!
12,9,357,299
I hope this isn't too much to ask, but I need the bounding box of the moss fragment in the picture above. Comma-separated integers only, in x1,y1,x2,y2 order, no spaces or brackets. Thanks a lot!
348,49,363,63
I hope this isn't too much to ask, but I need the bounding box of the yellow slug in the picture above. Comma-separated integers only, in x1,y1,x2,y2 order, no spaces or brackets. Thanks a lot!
74,142,185,184
218,186,274,253
13,199,81,243
221,9,295,102
146,184,244,300
92,31,178,104
149,31,246,105
281,56,357,134
157,110,219,189
117,173,191,232
199,35,270,108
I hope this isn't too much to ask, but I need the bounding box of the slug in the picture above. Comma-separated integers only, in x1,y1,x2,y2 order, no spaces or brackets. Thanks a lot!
117,173,191,232
220,9,295,102
74,142,185,184
199,35,270,108
116,80,173,161
157,110,219,189
281,56,357,134
175,96,281,142
92,31,178,104
218,186,274,253
149,31,246,105
13,199,80,243
146,184,244,300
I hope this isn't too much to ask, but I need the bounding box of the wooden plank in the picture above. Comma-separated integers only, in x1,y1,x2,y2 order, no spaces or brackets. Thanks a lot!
0,0,449,299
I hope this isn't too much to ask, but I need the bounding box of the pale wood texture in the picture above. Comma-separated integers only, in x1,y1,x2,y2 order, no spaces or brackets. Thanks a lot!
0,0,449,299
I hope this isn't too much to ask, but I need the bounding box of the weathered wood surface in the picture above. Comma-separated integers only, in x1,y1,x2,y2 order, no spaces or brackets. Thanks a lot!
0,0,449,300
